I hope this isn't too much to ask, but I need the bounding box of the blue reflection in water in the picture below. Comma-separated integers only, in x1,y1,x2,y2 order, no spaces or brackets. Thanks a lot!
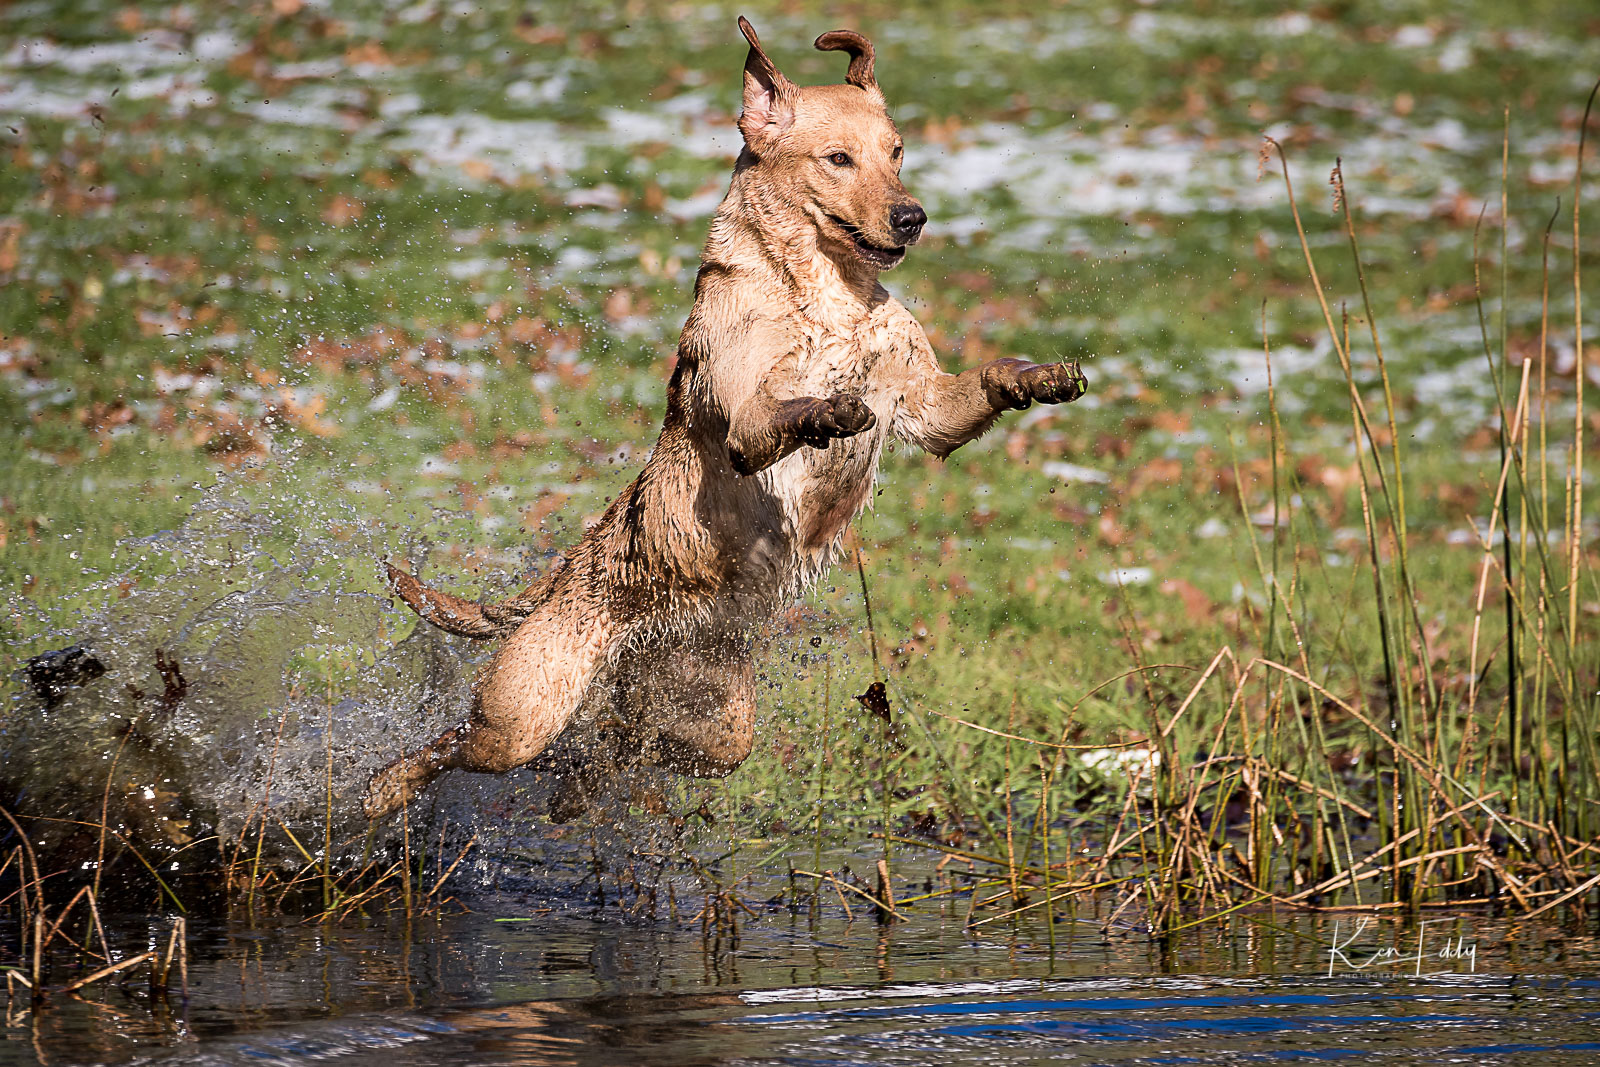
744,985,1600,1066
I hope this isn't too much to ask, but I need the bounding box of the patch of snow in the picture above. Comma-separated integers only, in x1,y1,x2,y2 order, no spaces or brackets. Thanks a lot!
1042,461,1109,484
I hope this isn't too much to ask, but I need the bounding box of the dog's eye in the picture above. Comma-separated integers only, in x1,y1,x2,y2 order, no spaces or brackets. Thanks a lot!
827,151,853,167
891,145,902,160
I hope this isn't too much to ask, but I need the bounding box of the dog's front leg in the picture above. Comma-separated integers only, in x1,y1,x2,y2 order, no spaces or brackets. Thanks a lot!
725,391,877,476
892,329,1088,458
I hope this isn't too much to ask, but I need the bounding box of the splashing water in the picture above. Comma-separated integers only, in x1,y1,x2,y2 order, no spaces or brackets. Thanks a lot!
0,477,688,904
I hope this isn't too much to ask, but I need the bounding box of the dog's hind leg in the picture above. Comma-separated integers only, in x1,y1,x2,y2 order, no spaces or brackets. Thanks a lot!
363,569,622,819
534,650,755,823
613,633,756,779
363,723,468,820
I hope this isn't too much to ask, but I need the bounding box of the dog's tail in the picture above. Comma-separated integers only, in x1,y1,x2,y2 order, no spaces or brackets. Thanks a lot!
383,561,551,640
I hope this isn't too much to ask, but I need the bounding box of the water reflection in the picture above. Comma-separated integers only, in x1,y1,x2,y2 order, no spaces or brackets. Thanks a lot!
2,900,1595,1066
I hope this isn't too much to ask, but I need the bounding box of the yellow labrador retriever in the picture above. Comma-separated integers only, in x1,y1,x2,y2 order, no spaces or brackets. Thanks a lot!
365,17,1087,819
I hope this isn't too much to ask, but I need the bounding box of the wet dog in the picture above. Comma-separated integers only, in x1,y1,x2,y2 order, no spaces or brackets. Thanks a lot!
364,17,1087,819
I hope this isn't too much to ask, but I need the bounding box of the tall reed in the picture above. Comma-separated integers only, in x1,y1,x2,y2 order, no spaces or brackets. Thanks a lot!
859,102,1599,933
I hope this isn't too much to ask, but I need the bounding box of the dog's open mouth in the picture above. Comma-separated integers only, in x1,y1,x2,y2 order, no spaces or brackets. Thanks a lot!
825,214,906,269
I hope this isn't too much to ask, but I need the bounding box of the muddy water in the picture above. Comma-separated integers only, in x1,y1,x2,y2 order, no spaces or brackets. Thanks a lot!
4,873,1596,1066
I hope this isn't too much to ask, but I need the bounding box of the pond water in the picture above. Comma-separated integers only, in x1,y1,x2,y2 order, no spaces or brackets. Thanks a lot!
5,868,1597,1066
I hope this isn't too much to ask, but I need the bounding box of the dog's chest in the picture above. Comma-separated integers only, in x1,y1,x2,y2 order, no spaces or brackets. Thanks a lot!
763,310,905,557
792,308,899,391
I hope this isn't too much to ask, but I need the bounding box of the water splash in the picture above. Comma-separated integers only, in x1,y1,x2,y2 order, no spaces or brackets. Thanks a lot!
0,479,512,897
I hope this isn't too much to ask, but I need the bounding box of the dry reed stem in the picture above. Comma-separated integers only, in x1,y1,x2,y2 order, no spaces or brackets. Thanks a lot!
153,921,180,989
1160,647,1238,738
426,834,479,900
327,862,405,921
1282,792,1500,904
793,869,904,919
1463,519,1579,687
1172,755,1374,822
966,878,1129,929
1092,766,1148,883
1103,882,1146,932
874,858,897,923
242,708,289,907
58,951,155,995
914,623,1592,919
31,913,43,991
0,806,44,916
38,887,107,963
926,708,1153,750
1523,870,1600,919
1567,80,1597,695
1257,659,1528,852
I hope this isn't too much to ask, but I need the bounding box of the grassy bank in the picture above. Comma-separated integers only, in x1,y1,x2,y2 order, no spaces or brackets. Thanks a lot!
0,0,1596,928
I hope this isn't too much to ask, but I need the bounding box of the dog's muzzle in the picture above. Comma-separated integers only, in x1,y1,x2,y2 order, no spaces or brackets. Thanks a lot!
825,213,910,269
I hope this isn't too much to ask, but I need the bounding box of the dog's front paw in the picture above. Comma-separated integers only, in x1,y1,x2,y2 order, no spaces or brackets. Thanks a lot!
797,393,877,448
1020,360,1089,405
983,359,1089,410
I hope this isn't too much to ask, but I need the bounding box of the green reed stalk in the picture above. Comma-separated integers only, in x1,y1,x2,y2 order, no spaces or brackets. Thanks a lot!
1499,116,1524,815
1471,167,1525,821
1568,81,1600,847
1344,308,1410,902
247,710,289,915
1003,695,1019,906
1272,143,1418,905
324,672,335,912
1569,85,1594,758
1264,304,1283,663
1467,136,1600,845
1269,568,1362,904
1334,164,1437,716
811,656,831,914
1039,755,1056,955
1229,444,1274,648
399,767,412,919
1329,165,1431,900
852,545,893,895
1534,202,1558,824
1507,115,1541,827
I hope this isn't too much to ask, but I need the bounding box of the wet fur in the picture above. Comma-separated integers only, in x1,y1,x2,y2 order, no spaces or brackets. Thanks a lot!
364,17,1088,820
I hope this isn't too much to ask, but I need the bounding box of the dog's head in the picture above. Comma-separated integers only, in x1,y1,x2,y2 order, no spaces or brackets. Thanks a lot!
734,16,925,272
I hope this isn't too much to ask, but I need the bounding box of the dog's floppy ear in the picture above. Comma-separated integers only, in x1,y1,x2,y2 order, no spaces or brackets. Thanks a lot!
814,29,879,96
737,16,795,150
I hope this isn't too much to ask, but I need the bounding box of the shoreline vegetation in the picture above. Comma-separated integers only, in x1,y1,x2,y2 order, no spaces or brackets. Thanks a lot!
0,0,1596,1003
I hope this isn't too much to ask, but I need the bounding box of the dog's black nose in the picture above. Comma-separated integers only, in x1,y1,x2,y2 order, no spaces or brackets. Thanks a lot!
890,202,926,242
